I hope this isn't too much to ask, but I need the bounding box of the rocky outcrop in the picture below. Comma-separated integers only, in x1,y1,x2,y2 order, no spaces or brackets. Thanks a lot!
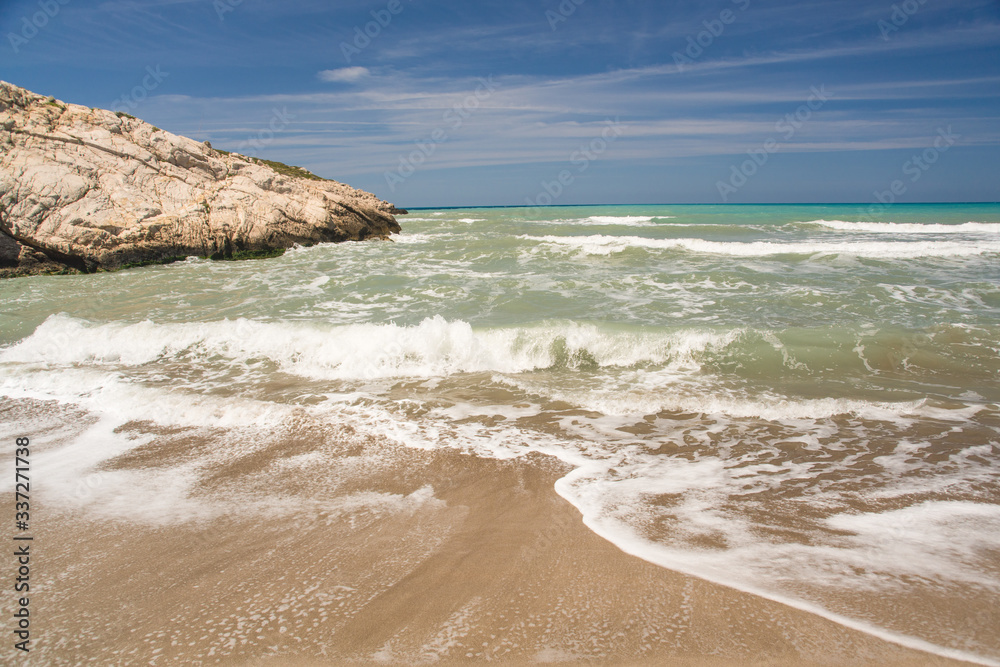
0,81,403,277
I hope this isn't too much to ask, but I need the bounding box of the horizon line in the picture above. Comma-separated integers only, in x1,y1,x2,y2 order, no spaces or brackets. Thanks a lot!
403,201,1000,211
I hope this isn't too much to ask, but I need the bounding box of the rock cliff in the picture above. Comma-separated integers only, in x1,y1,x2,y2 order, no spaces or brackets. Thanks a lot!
0,81,403,277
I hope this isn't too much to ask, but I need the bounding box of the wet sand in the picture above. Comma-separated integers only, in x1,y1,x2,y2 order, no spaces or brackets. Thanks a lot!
20,411,978,666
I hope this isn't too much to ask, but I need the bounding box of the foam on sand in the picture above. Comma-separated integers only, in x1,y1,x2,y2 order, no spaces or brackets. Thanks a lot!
563,486,1000,666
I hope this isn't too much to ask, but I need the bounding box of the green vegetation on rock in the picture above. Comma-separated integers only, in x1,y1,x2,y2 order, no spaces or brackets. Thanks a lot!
214,149,327,181
209,247,286,262
114,256,189,271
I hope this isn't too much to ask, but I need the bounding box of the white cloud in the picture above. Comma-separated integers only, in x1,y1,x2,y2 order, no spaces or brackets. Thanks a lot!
318,67,371,83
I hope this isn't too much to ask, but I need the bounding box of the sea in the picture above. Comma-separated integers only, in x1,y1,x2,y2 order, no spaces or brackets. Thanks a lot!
2,203,999,664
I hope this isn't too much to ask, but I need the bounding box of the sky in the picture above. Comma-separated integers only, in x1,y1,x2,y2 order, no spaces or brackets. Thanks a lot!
1,0,998,208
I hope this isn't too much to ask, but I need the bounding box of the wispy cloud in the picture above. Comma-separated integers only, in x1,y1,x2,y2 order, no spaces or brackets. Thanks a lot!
318,67,371,83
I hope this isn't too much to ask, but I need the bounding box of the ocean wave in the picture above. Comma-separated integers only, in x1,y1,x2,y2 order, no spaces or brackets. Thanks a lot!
584,215,658,225
5,315,989,394
520,234,1000,258
0,315,745,381
804,220,1000,234
529,215,677,227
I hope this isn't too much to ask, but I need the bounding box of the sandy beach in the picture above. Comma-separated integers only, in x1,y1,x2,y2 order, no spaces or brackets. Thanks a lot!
14,393,976,666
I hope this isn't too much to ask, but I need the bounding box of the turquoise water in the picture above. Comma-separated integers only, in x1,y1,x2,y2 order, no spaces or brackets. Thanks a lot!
2,204,999,662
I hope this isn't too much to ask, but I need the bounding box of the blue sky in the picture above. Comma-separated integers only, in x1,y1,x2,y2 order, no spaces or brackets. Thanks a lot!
2,0,998,207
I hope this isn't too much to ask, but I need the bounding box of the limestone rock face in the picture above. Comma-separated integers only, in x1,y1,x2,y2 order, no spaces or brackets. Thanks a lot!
0,81,402,277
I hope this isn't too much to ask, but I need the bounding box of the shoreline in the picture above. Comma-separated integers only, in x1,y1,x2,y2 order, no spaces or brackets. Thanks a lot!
19,410,980,666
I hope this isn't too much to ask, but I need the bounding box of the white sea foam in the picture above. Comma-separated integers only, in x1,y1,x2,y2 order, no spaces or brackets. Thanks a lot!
824,501,1000,580
289,275,331,294
806,220,1000,234
530,215,674,227
521,234,1000,258
0,368,291,523
0,365,447,526
0,365,292,429
392,233,436,244
585,215,656,225
561,479,1000,666
579,389,925,421
496,370,931,421
0,314,744,381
